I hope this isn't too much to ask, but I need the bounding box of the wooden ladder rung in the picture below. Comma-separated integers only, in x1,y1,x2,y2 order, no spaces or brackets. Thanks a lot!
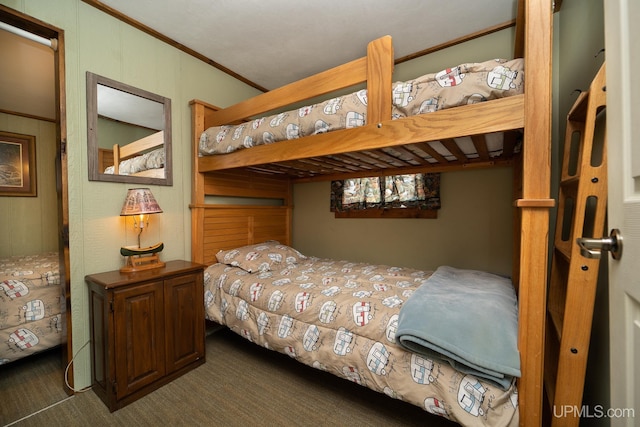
547,306,564,341
559,175,580,188
567,91,590,122
553,244,571,263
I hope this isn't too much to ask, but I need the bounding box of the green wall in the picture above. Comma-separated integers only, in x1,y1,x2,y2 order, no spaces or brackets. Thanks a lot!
0,113,58,256
1,0,261,389
293,168,515,275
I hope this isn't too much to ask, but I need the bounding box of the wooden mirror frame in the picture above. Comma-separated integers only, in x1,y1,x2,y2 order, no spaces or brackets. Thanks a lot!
86,72,172,186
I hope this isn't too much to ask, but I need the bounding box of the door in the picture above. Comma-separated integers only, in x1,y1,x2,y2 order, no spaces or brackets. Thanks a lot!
0,5,72,391
604,0,640,425
164,272,205,373
114,281,166,399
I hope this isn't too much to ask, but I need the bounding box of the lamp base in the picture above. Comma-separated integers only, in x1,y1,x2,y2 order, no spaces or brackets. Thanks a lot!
120,253,165,273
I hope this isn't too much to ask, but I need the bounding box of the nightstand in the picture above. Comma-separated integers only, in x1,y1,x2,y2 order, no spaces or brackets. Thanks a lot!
86,260,206,412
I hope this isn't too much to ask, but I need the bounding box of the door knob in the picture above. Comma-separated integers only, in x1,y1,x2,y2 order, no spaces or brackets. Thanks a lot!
576,229,623,260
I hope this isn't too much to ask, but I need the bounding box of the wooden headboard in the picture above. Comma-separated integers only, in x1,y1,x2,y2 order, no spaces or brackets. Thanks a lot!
190,169,293,265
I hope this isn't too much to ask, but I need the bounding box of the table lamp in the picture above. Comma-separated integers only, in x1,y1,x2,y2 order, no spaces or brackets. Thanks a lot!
119,188,165,273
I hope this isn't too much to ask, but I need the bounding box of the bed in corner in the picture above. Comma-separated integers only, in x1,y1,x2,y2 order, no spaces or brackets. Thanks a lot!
190,1,553,425
205,242,520,425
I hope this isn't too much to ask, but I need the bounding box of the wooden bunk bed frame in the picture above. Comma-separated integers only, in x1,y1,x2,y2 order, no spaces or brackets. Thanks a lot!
190,1,553,425
99,130,165,178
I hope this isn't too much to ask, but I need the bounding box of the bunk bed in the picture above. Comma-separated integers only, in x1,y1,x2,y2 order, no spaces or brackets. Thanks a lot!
190,1,553,426
0,252,65,365
100,130,165,178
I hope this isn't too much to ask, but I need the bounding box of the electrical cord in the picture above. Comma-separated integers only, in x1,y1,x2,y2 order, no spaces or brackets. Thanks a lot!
64,340,93,393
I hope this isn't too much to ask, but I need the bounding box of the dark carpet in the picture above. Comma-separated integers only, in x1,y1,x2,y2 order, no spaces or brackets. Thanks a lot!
2,328,457,426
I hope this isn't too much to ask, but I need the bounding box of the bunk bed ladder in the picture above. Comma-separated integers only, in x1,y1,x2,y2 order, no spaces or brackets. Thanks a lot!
545,63,607,427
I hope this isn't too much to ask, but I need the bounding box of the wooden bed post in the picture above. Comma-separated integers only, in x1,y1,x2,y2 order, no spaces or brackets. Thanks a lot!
366,35,393,124
516,0,554,425
191,100,207,264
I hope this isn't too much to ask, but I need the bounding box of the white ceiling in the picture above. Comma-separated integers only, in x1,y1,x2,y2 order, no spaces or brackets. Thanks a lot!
1,0,520,122
97,84,164,129
0,29,56,120
97,0,519,90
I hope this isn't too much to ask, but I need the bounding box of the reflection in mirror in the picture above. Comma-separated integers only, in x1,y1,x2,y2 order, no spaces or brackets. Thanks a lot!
86,72,172,185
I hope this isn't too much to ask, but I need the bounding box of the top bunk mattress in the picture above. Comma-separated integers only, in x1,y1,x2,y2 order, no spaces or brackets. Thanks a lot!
199,58,524,158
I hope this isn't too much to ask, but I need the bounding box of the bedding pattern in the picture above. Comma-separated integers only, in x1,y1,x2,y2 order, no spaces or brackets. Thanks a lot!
199,58,524,158
104,147,165,175
204,244,519,426
0,252,65,364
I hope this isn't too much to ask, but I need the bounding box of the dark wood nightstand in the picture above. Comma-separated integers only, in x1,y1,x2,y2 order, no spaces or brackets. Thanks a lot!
86,260,206,412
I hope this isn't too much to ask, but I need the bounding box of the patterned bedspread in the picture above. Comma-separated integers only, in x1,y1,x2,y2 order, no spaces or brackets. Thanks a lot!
0,252,65,364
104,147,165,175
204,242,518,426
199,58,524,157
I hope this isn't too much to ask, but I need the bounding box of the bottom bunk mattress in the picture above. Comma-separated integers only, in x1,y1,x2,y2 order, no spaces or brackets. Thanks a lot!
0,252,65,365
204,242,519,427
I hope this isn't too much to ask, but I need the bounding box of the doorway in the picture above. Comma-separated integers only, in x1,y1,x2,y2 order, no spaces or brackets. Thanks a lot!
0,4,72,421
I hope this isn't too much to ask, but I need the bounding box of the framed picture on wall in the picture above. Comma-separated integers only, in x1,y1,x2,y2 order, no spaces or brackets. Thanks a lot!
0,131,37,197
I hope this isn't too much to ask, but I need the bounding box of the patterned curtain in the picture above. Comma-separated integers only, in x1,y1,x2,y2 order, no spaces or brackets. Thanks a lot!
331,173,440,212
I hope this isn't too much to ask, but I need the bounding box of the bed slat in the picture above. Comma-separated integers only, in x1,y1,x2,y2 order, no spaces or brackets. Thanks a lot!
381,146,432,166
219,131,522,182
441,138,469,164
471,135,491,161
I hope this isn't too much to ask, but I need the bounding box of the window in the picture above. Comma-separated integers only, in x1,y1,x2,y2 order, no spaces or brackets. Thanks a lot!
330,173,440,218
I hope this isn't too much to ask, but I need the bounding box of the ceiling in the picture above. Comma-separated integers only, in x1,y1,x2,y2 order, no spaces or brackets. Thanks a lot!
93,0,520,91
0,0,520,122
0,29,56,120
97,83,165,130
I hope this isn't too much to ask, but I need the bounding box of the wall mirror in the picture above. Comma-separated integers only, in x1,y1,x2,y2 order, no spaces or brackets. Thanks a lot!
86,72,172,185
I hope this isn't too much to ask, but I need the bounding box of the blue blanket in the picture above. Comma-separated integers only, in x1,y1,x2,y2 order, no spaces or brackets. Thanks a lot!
396,266,520,390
